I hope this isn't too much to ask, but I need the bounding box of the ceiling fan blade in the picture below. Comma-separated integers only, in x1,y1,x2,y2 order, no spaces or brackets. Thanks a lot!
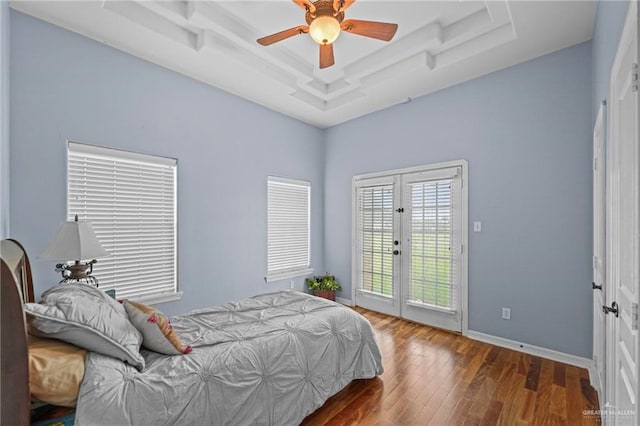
319,43,335,69
293,0,316,13
257,25,309,46
341,19,398,42
333,0,355,13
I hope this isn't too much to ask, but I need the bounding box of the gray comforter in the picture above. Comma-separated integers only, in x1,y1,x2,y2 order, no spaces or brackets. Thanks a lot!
75,291,383,425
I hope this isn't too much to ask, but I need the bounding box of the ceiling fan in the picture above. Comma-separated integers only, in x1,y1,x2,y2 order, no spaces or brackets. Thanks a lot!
257,0,398,69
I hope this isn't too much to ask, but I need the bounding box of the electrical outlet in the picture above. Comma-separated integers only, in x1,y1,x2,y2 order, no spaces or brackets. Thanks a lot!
473,221,482,232
502,307,511,320
289,280,294,290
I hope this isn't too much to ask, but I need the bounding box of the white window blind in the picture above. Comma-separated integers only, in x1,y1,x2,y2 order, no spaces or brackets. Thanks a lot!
406,176,459,311
266,177,311,281
67,142,178,302
358,185,394,297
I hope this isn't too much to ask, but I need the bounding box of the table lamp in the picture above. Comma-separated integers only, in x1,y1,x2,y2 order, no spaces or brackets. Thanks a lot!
41,215,109,286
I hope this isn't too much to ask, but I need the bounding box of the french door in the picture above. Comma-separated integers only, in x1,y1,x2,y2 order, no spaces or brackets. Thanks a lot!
353,161,467,333
353,175,401,317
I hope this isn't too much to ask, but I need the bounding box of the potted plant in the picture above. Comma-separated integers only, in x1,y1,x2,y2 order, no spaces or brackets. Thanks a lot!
306,274,342,301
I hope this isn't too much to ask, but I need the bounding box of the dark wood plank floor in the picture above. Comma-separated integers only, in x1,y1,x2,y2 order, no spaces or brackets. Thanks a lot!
302,308,600,426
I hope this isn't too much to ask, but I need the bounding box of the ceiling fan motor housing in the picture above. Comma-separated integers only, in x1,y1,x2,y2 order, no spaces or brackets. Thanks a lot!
306,1,345,25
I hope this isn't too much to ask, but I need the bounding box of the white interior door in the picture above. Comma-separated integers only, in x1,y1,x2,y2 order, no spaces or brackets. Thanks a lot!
606,2,639,424
593,101,607,402
353,161,467,334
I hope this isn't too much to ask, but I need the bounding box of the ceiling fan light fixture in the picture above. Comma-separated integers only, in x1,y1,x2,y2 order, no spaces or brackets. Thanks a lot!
309,15,341,45
256,0,397,69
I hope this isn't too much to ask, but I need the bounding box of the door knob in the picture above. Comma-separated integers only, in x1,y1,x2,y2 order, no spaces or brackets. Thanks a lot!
603,301,619,318
393,250,400,255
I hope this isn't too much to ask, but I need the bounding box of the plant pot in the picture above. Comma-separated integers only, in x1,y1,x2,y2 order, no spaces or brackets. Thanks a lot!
313,290,336,301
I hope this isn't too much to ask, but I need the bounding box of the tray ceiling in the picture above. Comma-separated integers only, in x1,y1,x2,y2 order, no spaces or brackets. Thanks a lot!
10,1,596,128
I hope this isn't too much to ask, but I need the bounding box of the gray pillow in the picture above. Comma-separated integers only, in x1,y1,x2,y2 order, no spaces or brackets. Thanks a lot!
25,284,145,370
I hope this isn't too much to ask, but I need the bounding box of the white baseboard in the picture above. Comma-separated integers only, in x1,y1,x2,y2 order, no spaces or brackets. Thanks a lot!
467,330,594,371
336,297,353,306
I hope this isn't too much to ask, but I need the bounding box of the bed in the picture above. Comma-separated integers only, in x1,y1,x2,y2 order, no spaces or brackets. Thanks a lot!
0,239,384,425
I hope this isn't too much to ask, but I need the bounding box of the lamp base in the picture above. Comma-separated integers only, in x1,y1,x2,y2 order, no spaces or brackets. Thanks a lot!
56,260,99,287
59,276,100,287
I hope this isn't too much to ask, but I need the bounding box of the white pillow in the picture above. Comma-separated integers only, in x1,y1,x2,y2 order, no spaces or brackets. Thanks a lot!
25,284,145,370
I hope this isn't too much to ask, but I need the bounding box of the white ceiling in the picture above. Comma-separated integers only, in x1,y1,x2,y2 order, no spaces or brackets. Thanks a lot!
10,1,596,128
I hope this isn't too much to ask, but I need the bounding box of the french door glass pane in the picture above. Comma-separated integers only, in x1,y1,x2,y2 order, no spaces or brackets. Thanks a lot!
408,180,455,309
359,185,394,296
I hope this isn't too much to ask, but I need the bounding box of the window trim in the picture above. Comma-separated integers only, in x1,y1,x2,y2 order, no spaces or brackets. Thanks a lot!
66,141,180,305
265,176,313,283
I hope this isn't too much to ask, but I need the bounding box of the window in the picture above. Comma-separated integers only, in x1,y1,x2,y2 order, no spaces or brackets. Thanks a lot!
406,177,458,310
266,176,312,282
358,184,394,296
67,142,179,303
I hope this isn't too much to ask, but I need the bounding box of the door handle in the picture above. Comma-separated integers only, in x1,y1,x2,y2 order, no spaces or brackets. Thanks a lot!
603,301,619,318
592,282,603,291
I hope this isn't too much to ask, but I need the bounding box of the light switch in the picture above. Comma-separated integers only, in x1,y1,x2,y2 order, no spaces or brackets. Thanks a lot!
473,221,482,232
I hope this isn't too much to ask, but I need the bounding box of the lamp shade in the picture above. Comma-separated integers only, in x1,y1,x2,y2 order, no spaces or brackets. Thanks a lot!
41,218,109,262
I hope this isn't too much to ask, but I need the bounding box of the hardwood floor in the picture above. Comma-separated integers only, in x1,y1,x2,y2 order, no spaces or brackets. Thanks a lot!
302,308,600,426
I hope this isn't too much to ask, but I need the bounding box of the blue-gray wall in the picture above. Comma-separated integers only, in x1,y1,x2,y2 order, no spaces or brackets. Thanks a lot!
0,0,9,240
592,1,628,123
324,42,593,357
9,2,629,358
9,11,325,316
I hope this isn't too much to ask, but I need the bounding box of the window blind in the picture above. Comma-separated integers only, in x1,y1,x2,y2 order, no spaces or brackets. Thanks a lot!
267,177,311,281
67,142,177,301
406,177,458,311
357,185,394,296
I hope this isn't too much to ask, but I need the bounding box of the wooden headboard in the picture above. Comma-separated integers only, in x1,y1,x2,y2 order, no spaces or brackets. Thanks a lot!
1,239,34,426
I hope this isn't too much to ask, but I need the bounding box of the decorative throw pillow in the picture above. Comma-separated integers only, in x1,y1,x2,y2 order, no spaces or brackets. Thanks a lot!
25,284,145,370
123,300,191,355
28,334,87,407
